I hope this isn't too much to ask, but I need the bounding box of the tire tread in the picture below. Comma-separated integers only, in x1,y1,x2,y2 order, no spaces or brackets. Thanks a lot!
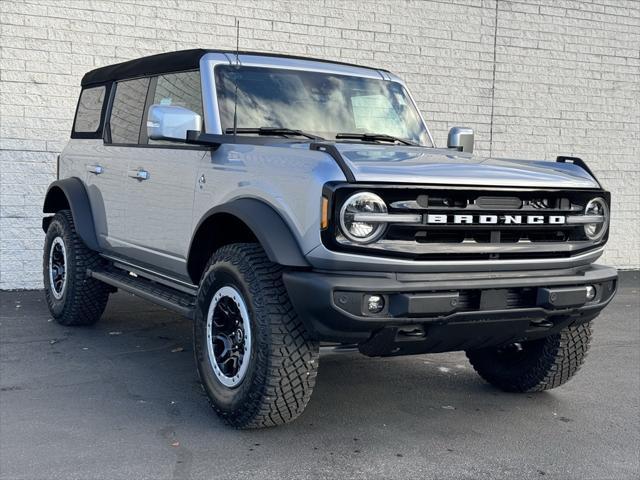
466,322,592,392
44,210,109,326
197,243,319,428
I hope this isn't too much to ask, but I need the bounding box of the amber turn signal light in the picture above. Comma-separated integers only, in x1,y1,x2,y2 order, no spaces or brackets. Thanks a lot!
321,196,329,230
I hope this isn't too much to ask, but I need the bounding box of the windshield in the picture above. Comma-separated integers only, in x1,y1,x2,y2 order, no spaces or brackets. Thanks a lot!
215,65,431,146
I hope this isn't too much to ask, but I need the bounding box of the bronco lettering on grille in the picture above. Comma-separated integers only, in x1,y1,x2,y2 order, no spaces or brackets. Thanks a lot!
426,214,566,225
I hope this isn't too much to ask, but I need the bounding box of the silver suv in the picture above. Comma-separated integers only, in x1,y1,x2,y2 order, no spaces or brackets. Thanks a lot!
42,49,617,428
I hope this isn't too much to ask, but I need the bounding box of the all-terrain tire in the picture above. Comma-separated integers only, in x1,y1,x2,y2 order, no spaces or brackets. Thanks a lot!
193,243,319,429
466,322,592,392
43,210,109,326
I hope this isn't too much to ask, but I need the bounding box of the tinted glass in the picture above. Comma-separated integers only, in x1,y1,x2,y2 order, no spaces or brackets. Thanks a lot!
110,78,149,144
148,71,202,144
215,66,430,145
74,86,105,133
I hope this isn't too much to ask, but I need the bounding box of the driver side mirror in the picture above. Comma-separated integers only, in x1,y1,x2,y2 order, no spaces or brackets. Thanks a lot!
447,126,474,153
147,104,202,142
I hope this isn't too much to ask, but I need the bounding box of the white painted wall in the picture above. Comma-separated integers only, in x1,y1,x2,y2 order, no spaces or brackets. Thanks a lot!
1,0,638,289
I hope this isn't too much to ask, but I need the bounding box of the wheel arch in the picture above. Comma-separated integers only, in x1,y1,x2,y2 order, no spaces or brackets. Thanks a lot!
187,198,309,284
42,177,100,251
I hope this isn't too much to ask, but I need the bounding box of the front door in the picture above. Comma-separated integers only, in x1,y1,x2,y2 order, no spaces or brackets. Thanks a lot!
124,147,206,278
121,71,207,280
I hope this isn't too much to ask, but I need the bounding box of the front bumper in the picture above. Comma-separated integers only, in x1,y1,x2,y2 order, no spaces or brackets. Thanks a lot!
283,264,617,356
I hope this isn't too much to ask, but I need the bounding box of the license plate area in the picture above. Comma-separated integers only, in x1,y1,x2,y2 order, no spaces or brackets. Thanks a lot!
480,289,510,310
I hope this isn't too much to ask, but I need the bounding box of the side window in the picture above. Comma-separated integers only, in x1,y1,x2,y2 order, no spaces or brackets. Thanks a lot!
109,78,150,144
73,86,106,135
148,71,202,144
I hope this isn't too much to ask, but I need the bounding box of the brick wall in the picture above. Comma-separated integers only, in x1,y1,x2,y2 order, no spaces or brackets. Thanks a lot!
1,0,638,289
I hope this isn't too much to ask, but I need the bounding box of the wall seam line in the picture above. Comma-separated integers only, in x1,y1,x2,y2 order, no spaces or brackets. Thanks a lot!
489,0,499,158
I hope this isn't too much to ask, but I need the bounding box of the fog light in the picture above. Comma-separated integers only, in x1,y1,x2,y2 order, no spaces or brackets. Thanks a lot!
366,294,385,314
585,285,596,301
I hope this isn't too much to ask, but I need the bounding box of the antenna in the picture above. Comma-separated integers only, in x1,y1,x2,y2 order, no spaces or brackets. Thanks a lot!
232,19,240,138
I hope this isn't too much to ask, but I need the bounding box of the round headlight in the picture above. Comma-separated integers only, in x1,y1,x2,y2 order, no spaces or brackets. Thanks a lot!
339,192,387,243
584,197,609,241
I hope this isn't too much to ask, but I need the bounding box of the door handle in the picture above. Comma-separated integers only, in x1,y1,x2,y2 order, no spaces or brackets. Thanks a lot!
87,165,103,175
128,169,150,181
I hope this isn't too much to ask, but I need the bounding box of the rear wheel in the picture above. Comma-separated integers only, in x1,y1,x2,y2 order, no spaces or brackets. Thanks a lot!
43,210,110,326
466,322,592,392
193,243,319,428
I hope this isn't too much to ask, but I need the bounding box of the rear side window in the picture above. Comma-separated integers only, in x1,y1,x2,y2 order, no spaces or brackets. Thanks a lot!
73,86,106,136
109,78,150,144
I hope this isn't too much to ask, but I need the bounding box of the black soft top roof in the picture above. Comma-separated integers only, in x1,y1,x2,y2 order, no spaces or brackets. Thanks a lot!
81,49,386,87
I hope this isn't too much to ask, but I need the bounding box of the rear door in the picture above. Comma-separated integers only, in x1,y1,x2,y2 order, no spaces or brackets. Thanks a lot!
88,77,150,257
123,71,208,279
73,81,139,256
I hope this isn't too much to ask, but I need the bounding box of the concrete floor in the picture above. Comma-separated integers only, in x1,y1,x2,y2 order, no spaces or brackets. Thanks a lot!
1,273,638,480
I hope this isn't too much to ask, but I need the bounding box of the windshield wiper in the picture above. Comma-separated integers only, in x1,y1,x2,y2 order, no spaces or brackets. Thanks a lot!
335,132,418,146
224,127,324,140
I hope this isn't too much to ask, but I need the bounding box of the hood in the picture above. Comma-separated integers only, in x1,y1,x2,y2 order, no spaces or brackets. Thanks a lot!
332,144,599,189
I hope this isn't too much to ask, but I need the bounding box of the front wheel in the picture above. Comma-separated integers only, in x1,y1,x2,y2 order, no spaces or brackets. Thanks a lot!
193,243,319,429
466,322,592,392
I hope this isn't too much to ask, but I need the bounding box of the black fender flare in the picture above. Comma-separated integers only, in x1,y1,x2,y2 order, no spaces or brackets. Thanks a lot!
42,177,100,251
189,198,310,269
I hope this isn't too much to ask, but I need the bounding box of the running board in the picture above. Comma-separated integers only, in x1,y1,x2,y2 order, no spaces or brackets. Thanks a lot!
88,267,196,319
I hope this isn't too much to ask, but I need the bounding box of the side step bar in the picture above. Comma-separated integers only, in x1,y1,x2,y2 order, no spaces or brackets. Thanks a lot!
88,267,196,319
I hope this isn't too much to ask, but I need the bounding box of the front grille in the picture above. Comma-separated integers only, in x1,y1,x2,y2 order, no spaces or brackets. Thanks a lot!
324,185,609,261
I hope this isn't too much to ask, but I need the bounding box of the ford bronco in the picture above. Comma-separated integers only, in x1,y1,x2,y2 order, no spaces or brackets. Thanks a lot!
42,49,617,428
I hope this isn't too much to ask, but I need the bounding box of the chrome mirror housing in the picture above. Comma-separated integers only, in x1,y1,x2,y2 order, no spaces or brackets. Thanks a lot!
447,126,474,153
147,104,202,141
